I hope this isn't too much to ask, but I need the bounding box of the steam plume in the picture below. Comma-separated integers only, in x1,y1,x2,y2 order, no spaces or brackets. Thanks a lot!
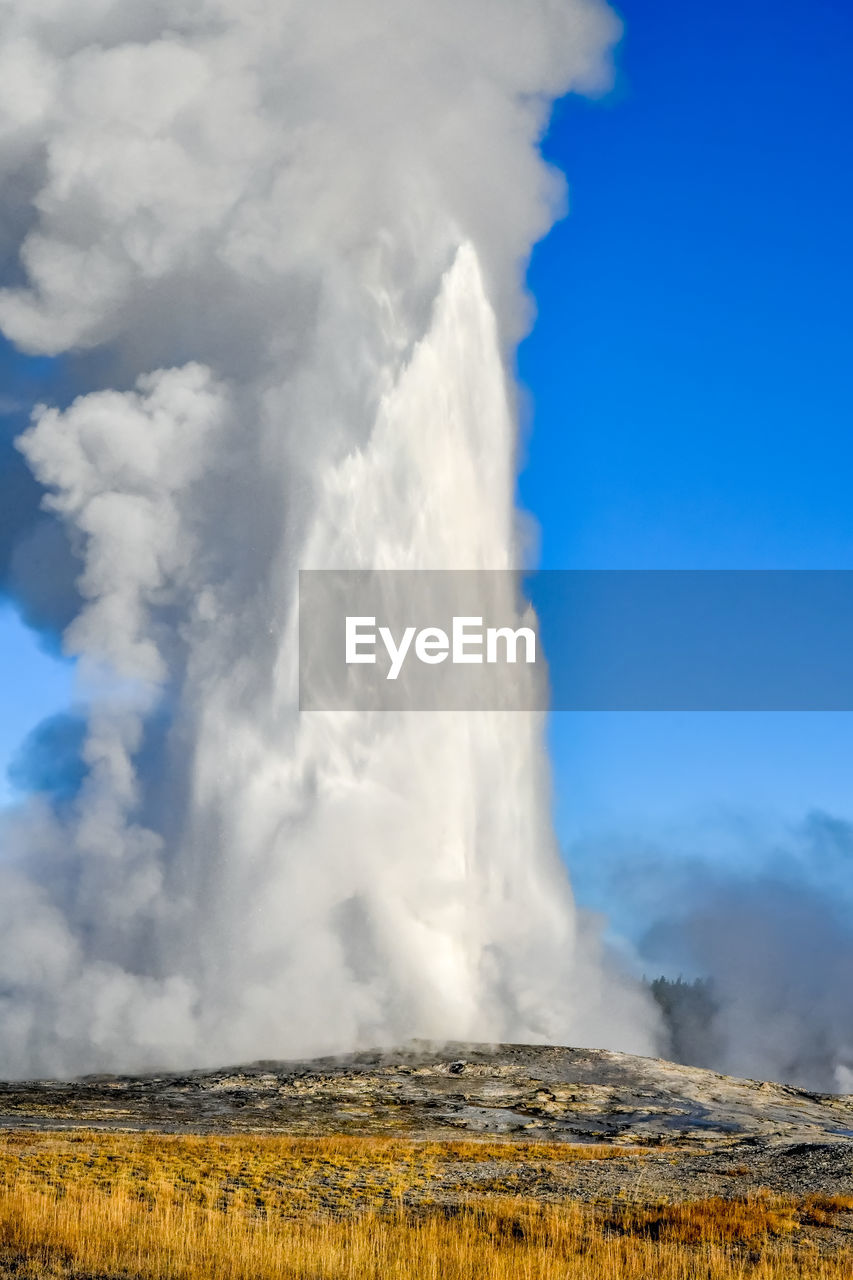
641,812,853,1092
0,0,658,1077
575,813,853,1092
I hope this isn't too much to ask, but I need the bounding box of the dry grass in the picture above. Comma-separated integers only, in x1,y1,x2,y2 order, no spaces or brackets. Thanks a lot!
799,1195,853,1227
0,1130,635,1218
609,1193,804,1243
0,1130,850,1279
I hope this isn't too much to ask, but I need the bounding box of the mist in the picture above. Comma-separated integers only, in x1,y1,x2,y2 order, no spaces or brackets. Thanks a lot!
574,811,853,1092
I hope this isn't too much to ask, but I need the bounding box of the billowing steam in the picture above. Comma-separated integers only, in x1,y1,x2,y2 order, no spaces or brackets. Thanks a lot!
0,0,659,1077
638,812,853,1093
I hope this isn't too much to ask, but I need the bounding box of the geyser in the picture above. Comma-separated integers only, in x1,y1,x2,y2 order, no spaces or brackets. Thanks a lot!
0,0,657,1077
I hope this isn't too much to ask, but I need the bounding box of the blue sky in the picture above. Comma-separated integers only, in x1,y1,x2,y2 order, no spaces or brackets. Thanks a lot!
2,0,852,937
0,337,72,805
520,0,853,575
515,0,853,894
0,605,75,805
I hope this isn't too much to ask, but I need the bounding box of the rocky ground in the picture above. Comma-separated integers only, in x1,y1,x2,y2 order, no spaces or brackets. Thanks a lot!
2,1041,853,1213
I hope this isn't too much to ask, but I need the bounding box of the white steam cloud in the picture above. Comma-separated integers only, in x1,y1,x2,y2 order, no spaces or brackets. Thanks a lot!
0,0,659,1077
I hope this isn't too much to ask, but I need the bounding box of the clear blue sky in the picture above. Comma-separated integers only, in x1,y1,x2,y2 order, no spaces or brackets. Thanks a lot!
515,0,853,902
2,0,852,934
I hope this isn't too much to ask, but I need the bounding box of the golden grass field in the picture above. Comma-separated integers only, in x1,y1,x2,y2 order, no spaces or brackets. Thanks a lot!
0,1130,851,1278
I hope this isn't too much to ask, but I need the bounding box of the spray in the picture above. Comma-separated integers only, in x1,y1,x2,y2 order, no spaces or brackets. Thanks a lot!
0,0,657,1076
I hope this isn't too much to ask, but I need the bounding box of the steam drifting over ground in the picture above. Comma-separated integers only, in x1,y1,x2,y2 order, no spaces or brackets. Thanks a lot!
0,0,660,1077
622,812,853,1093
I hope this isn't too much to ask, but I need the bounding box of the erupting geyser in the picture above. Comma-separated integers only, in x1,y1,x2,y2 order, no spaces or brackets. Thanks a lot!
0,0,657,1077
